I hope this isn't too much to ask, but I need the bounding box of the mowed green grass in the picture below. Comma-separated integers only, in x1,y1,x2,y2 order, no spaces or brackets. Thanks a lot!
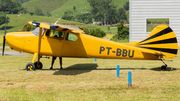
0,49,180,100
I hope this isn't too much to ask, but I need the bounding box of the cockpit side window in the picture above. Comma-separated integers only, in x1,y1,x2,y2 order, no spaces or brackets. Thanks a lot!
46,30,64,39
32,27,44,36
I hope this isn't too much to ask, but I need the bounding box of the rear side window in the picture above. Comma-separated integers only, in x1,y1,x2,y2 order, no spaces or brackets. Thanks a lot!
65,33,78,41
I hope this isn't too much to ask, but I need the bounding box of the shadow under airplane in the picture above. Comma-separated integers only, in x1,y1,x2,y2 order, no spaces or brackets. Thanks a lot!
150,67,179,71
53,63,98,75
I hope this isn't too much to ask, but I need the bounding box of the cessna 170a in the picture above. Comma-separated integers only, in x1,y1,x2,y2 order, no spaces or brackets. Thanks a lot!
2,21,178,71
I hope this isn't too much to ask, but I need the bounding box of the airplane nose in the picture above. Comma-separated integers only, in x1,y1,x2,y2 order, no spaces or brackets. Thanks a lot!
6,32,26,53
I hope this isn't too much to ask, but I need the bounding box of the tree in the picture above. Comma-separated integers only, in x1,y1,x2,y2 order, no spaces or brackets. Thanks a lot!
62,10,74,21
0,12,10,26
83,28,106,38
123,1,129,11
62,14,74,21
0,0,21,14
47,12,51,17
116,8,127,23
117,24,129,39
106,1,117,24
76,13,92,24
29,12,34,16
15,0,30,5
111,24,129,41
20,7,28,14
87,0,117,25
64,10,73,15
22,23,31,31
22,23,36,31
35,8,44,16
73,6,76,11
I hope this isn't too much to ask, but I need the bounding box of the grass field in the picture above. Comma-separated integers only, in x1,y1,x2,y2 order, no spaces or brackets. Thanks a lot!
0,48,180,100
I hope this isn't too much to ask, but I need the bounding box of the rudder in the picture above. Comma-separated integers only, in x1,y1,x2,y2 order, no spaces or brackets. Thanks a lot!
135,25,178,59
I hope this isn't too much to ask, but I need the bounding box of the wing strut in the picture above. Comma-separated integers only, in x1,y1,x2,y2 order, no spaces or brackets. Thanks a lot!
37,27,43,67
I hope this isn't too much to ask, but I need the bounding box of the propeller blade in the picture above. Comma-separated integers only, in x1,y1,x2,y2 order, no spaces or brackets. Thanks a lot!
2,15,7,56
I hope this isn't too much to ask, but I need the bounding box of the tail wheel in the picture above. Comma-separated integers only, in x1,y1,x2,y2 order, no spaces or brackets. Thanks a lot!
26,63,35,71
161,65,167,70
34,61,43,69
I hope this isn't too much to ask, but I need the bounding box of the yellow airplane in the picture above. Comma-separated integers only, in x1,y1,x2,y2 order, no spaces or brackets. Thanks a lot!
2,21,178,71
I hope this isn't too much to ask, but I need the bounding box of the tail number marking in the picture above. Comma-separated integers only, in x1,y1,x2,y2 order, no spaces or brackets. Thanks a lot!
99,46,134,58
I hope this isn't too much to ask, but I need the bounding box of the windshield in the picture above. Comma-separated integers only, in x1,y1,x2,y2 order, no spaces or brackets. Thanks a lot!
32,27,45,36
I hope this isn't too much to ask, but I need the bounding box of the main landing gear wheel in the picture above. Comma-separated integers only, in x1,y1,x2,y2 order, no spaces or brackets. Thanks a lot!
34,61,43,69
26,63,35,71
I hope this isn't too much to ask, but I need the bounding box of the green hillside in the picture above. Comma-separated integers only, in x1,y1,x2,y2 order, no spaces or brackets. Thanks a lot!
22,0,66,15
50,0,91,18
1,0,130,45
0,14,117,32
22,0,129,18
0,14,120,45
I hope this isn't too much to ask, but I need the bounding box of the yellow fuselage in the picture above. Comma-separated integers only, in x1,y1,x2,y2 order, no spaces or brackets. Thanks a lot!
6,31,159,60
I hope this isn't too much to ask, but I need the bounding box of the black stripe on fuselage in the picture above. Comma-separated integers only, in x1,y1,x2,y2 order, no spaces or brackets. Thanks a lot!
139,27,173,44
140,47,177,54
139,37,177,45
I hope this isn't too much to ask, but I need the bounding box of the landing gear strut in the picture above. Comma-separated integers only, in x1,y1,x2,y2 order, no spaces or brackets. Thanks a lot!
161,59,167,70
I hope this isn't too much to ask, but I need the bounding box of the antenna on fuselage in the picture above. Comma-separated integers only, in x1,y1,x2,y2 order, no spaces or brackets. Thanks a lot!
54,18,61,24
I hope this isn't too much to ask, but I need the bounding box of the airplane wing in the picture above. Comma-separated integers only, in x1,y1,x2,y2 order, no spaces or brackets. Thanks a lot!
28,21,84,34
28,21,58,30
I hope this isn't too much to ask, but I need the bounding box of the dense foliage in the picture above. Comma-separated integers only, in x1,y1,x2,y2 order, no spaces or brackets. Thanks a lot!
22,23,36,31
87,0,128,25
0,12,10,26
83,28,106,38
35,8,44,16
0,0,20,14
15,0,30,5
0,0,30,14
76,13,92,24
61,1,129,25
0,0,25,26
111,24,129,41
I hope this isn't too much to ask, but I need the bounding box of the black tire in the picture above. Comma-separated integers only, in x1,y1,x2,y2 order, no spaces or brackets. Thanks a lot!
34,61,43,69
26,63,35,71
161,65,167,70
